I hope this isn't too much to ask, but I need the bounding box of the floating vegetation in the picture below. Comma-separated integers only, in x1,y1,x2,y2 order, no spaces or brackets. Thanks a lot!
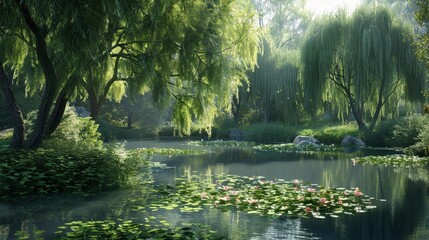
253,143,343,154
55,219,222,240
352,155,429,167
151,174,376,219
188,140,255,147
133,147,207,157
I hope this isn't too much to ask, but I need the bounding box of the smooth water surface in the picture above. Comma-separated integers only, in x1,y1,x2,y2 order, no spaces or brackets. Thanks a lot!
1,140,429,239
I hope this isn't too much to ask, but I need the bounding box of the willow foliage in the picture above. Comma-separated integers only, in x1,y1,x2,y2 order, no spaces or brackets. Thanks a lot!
0,0,260,141
248,39,301,123
301,6,426,131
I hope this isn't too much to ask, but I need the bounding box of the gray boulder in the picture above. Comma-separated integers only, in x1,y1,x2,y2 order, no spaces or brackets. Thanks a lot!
74,106,90,118
296,140,320,148
341,135,365,146
229,128,245,141
293,135,319,145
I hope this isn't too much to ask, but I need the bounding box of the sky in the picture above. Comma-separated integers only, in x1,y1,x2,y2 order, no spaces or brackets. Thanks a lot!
305,0,362,15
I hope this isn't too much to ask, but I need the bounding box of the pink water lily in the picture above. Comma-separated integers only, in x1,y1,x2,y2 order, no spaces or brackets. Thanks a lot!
305,207,312,213
319,197,327,204
221,185,233,191
219,196,230,201
229,190,239,195
354,188,363,197
200,192,209,199
247,198,258,204
292,179,301,184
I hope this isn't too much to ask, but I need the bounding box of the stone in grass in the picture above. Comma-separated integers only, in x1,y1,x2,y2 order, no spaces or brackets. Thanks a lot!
293,135,319,145
341,135,365,147
296,140,320,148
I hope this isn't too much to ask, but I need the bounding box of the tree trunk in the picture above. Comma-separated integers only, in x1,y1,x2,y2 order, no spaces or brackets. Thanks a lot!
46,77,77,137
19,2,59,148
231,95,240,124
0,59,25,148
88,88,102,120
346,92,368,132
127,109,133,129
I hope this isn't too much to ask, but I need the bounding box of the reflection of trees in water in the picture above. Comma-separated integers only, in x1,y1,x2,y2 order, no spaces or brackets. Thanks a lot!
313,168,428,239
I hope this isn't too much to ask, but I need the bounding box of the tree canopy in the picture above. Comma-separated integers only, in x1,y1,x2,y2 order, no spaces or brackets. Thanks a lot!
0,0,260,147
301,6,426,131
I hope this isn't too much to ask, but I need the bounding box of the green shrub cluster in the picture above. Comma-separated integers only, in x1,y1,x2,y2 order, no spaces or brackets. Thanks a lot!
300,124,359,145
42,107,103,150
362,115,429,148
244,123,297,144
0,147,143,199
0,107,146,199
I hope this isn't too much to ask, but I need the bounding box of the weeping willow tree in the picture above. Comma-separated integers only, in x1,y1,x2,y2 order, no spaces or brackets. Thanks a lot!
302,6,426,131
77,0,260,136
0,0,259,147
247,39,301,123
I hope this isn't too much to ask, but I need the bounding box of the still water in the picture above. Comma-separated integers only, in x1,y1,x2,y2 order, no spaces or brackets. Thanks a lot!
1,140,429,239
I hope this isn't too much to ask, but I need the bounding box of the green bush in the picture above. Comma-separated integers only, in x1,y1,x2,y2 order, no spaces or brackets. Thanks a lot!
97,120,154,141
0,107,146,199
314,124,359,145
212,114,238,139
361,120,397,147
244,123,297,144
388,115,428,148
410,116,429,155
0,146,144,199
300,124,359,145
362,115,428,148
43,106,103,150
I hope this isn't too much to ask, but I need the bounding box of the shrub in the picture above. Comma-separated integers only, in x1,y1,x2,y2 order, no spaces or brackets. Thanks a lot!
388,115,428,148
362,115,428,148
411,116,429,155
0,146,144,199
43,106,103,150
361,120,397,147
212,114,238,139
0,107,146,199
244,123,297,144
300,124,359,145
98,120,153,141
298,123,359,145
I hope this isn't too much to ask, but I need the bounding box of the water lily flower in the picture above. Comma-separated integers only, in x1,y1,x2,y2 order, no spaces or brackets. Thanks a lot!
307,188,316,193
221,185,233,191
247,198,258,204
200,192,209,199
338,199,343,205
305,207,312,213
319,197,327,204
229,190,239,195
354,189,363,197
297,195,304,201
219,196,230,201
292,179,301,184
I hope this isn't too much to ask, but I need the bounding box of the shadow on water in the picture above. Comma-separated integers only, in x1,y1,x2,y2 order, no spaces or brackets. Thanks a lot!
1,140,428,239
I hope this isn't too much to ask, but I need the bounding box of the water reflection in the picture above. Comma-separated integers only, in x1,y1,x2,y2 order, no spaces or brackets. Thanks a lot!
155,145,429,239
1,141,428,239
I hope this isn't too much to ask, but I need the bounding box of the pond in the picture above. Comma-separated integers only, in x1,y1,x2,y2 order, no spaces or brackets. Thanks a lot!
1,140,429,239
